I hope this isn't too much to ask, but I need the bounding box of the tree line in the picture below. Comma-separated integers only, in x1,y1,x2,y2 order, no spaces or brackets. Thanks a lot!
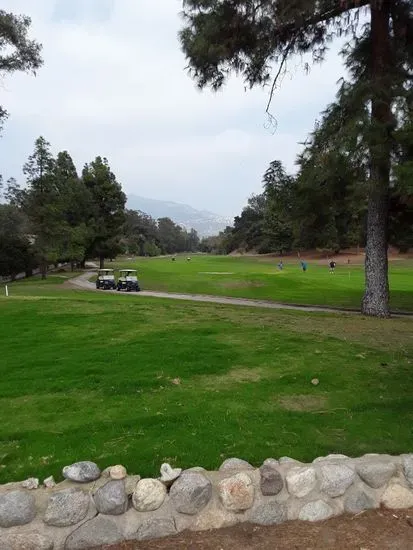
0,137,201,280
213,92,413,256
0,9,201,281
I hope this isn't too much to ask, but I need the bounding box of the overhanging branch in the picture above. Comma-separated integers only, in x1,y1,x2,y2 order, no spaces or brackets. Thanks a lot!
276,0,370,36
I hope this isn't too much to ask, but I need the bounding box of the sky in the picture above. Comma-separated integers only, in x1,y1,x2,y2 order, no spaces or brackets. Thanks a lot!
0,0,350,217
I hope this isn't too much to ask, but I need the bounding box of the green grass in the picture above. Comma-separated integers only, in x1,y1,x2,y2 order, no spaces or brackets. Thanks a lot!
0,277,412,483
114,255,413,312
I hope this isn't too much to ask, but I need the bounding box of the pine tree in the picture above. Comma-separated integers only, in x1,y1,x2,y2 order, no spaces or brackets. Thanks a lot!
82,157,126,268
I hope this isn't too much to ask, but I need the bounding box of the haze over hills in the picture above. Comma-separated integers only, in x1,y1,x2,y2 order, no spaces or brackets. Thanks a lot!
127,195,233,237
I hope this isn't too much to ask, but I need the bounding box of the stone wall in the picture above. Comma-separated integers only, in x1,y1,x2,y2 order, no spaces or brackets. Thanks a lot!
1,453,413,549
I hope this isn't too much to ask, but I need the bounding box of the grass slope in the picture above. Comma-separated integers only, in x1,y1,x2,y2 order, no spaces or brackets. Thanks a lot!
115,255,413,312
0,277,412,483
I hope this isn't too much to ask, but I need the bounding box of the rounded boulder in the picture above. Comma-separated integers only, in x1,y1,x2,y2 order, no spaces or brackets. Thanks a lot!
170,472,212,515
132,479,166,512
62,461,100,483
218,472,255,512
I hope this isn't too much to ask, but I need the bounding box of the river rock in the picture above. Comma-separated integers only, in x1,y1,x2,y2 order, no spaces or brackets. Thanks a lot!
279,457,302,465
259,464,283,495
191,507,238,531
263,458,279,468
109,465,127,480
160,463,182,484
344,488,376,514
132,479,166,512
218,472,255,512
0,491,36,527
319,464,355,497
65,515,124,549
62,461,100,483
184,466,206,473
356,460,396,489
94,480,127,515
249,501,287,525
299,500,334,522
403,454,413,487
286,467,316,498
313,454,349,463
363,453,381,458
125,475,141,495
381,484,413,509
136,518,177,540
0,533,53,550
219,458,254,472
170,472,212,515
43,476,56,489
44,488,90,527
21,478,39,490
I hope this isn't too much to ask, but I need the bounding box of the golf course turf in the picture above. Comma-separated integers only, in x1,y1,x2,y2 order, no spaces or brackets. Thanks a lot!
0,256,412,484
115,254,413,312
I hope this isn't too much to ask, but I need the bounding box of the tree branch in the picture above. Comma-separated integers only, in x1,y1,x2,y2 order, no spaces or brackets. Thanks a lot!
278,0,370,36
265,39,295,121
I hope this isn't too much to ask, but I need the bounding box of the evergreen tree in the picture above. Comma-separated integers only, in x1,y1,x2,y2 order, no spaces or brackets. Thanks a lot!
82,157,126,268
262,161,295,254
22,137,61,278
0,9,42,132
54,151,92,270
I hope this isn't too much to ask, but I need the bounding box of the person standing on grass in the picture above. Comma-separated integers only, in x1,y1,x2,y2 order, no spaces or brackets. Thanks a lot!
278,260,283,271
329,259,336,274
300,260,307,272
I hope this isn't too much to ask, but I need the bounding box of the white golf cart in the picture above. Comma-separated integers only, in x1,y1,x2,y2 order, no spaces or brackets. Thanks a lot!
117,269,141,292
96,268,116,290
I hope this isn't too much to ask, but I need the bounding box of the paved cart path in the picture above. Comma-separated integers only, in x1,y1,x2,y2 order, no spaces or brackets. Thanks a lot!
67,272,413,317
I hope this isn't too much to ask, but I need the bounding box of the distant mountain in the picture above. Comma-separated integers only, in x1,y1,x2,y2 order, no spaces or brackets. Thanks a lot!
127,195,232,237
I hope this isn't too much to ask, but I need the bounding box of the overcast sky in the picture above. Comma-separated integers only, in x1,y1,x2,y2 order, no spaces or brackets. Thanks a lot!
0,0,348,217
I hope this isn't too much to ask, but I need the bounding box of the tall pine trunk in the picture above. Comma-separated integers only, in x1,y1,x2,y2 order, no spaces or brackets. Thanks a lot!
40,260,47,280
99,255,105,269
362,1,392,318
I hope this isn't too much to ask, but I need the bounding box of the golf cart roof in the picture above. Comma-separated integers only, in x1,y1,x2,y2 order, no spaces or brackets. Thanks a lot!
99,269,114,272
120,269,137,272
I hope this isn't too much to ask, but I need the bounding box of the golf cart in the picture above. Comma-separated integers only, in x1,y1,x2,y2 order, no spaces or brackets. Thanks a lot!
117,269,141,292
96,269,116,290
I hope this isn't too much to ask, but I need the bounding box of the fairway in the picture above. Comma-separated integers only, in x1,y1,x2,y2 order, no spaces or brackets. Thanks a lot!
116,255,413,312
0,275,413,484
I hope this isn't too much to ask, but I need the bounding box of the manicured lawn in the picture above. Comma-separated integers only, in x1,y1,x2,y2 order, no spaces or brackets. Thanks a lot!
115,255,413,312
0,279,412,483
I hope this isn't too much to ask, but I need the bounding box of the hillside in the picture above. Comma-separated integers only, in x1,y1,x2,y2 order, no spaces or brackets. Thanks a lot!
127,195,232,237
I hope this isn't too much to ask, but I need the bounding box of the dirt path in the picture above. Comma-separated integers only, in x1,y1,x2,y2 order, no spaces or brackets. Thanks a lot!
68,272,413,317
97,508,413,550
